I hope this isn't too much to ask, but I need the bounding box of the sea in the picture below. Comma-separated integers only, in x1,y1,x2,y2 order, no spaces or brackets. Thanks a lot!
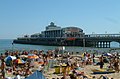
0,39,120,54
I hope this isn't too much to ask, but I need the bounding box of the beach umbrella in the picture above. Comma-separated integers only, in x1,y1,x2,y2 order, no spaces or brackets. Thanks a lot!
5,56,16,66
20,55,28,58
5,56,16,61
16,59,25,64
28,54,39,59
104,53,112,56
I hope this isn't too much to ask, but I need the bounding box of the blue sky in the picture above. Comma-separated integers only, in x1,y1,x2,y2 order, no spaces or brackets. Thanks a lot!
0,0,120,39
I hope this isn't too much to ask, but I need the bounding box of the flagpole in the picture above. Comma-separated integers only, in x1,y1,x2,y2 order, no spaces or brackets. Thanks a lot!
83,38,85,52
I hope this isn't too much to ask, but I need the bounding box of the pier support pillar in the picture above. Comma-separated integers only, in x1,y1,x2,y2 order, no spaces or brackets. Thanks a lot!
109,42,111,48
96,42,98,48
97,41,112,48
103,42,107,48
103,42,105,48
105,42,108,48
100,42,102,48
106,42,108,48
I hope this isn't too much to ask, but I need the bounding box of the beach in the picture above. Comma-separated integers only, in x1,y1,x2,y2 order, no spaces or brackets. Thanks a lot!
0,49,120,79
43,55,120,79
0,40,120,79
44,64,120,79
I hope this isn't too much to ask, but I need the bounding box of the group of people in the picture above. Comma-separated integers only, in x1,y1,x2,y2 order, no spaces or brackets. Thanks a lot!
53,51,120,79
82,52,120,73
97,52,120,73
0,49,120,79
108,54,119,72
0,50,55,79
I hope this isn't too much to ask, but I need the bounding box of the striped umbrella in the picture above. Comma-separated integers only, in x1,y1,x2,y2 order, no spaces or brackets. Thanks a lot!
16,59,25,64
28,54,39,59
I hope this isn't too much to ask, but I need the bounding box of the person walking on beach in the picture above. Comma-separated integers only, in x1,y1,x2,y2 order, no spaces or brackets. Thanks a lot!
1,59,6,79
92,53,95,65
99,55,104,69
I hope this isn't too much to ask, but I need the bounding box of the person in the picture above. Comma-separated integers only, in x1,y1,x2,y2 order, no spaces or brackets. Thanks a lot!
1,59,6,79
92,53,95,64
72,52,73,55
69,74,76,79
25,67,32,76
38,65,43,72
14,74,21,79
99,55,104,69
114,58,119,73
109,59,113,69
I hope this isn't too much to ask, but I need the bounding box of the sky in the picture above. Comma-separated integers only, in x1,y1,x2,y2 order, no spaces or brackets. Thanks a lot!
0,0,120,39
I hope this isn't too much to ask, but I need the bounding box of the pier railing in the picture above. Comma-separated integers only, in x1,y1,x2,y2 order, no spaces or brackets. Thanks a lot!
86,34,120,38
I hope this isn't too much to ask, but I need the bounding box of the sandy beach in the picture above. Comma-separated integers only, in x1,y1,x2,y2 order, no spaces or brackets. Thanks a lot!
0,50,120,79
44,65,120,79
43,57,120,79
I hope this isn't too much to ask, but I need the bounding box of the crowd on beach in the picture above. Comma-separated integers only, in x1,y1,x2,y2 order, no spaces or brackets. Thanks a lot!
58,51,120,79
0,49,120,79
0,50,54,79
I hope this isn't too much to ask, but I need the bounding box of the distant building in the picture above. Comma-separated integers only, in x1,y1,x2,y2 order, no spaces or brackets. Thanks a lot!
27,22,85,38
62,27,85,37
41,22,85,38
41,22,62,38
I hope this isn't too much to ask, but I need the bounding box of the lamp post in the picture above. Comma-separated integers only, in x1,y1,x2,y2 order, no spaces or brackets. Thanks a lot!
83,38,85,52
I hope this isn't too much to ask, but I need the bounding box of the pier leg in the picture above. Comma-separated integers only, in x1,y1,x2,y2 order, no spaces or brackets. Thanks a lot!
103,42,104,48
108,42,110,48
96,42,98,48
100,42,102,48
106,42,108,48
98,42,100,48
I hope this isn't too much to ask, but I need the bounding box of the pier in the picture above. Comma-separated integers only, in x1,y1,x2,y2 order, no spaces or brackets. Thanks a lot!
85,33,120,48
13,22,120,48
13,33,120,48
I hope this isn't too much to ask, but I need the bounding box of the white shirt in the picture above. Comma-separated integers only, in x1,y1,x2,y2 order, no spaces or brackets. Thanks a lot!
14,75,21,79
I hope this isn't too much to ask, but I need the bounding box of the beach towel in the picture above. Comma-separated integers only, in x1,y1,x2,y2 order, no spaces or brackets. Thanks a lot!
25,70,46,79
